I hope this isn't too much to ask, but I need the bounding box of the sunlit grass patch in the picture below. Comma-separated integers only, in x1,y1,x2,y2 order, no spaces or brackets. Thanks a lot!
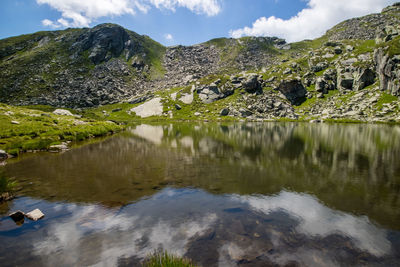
143,252,197,267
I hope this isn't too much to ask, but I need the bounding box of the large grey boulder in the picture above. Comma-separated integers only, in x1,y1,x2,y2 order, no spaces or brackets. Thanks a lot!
315,77,328,94
53,109,73,116
311,61,329,72
353,68,376,91
337,71,354,90
197,82,234,104
241,74,262,93
278,79,307,105
198,84,221,104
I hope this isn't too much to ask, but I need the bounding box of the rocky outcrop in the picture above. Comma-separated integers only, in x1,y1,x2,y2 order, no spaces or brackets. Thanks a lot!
277,79,307,105
326,3,400,41
71,24,132,64
241,74,262,93
374,48,400,95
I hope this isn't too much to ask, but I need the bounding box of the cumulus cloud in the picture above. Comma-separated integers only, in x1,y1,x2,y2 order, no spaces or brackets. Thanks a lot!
230,0,398,42
38,0,221,28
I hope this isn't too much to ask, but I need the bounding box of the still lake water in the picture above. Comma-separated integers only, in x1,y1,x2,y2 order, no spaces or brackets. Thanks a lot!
1,122,400,266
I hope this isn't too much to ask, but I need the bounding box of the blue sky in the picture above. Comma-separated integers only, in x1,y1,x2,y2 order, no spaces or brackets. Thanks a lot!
0,0,397,46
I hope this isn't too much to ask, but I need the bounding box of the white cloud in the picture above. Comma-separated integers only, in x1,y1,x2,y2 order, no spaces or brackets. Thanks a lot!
38,0,221,28
230,0,398,42
148,0,221,16
41,18,60,28
37,0,135,27
164,33,174,41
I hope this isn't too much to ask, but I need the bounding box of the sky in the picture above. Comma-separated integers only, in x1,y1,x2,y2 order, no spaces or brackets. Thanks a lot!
0,0,398,46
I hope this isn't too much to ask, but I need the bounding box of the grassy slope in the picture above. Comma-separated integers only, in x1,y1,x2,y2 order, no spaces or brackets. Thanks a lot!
0,103,124,155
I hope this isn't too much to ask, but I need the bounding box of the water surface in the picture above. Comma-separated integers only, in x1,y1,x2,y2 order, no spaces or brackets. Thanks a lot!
1,122,400,266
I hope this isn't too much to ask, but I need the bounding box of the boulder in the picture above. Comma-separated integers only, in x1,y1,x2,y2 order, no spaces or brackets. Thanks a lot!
278,79,307,105
315,77,328,94
9,211,25,222
334,46,343,55
53,109,73,116
241,74,262,93
220,108,229,116
198,84,221,103
324,41,340,47
1,192,14,202
0,150,8,160
311,61,329,73
337,71,354,90
25,209,45,221
353,68,376,91
239,108,253,117
175,104,182,110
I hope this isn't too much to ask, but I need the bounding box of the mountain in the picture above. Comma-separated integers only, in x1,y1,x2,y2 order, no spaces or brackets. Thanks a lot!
0,3,400,122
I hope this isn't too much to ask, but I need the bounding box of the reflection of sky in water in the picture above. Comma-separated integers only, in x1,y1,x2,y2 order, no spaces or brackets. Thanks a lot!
237,191,391,257
1,188,397,266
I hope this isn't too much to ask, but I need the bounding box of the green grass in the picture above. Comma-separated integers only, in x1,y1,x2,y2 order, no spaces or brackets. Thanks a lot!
379,35,400,57
143,252,197,267
375,93,399,110
0,103,124,155
0,172,17,194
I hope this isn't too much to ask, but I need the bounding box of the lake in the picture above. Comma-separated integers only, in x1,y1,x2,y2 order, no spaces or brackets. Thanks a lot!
1,122,400,266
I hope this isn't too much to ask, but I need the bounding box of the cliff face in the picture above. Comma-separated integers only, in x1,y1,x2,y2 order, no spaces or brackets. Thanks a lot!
0,3,399,122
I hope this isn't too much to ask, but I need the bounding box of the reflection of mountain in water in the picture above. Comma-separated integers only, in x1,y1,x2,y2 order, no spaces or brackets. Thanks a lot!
3,123,400,230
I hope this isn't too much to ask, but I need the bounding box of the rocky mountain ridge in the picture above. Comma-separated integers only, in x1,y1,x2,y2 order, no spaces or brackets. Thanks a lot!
0,3,400,122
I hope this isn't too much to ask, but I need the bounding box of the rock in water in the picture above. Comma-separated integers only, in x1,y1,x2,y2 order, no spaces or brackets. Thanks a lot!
0,149,8,160
25,209,45,221
53,109,74,116
1,192,14,202
9,211,25,222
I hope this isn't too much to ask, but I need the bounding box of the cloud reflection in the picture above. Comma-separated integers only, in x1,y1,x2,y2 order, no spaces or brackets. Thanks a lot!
238,191,391,257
